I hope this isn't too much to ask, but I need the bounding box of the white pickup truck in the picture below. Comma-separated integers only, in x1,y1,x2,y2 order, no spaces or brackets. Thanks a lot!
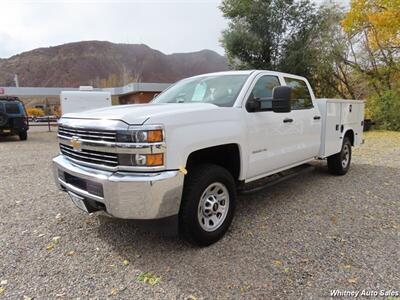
52,70,364,246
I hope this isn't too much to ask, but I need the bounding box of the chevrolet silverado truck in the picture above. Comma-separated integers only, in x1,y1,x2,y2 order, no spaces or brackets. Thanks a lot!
52,70,364,246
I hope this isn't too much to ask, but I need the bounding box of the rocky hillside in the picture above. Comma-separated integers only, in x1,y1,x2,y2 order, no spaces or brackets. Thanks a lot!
0,41,229,87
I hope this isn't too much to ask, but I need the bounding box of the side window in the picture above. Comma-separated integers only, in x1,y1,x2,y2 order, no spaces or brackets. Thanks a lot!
247,75,280,112
5,103,21,114
284,78,313,110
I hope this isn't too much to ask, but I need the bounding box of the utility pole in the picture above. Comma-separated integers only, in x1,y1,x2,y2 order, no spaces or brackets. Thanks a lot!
14,74,19,87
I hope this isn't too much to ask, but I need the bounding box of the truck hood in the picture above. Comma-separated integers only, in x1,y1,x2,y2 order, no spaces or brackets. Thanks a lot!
61,103,219,125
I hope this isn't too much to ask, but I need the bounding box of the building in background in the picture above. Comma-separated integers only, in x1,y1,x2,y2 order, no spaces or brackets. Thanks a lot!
103,82,170,105
0,82,171,114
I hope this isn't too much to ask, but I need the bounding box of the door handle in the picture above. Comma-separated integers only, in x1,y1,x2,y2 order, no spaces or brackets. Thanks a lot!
283,118,293,123
313,116,321,120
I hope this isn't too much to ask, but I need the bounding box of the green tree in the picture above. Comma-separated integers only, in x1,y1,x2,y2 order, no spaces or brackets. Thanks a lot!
220,0,355,98
220,0,318,72
301,3,363,99
341,0,400,130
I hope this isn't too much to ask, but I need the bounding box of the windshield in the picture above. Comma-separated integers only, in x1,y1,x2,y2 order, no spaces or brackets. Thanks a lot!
152,74,249,107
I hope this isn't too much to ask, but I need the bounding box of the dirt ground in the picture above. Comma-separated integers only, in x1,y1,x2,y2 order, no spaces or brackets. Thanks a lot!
0,130,399,299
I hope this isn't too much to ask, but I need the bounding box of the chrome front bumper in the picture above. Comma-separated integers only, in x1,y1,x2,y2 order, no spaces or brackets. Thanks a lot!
52,155,184,219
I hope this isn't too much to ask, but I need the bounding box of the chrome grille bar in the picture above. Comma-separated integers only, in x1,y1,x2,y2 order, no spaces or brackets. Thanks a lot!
60,144,117,160
58,125,116,142
60,144,118,167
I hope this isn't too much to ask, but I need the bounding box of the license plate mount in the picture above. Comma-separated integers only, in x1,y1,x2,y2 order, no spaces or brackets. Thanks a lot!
68,191,89,213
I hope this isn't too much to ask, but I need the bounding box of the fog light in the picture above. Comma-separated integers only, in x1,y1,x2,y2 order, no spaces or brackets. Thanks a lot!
135,154,147,166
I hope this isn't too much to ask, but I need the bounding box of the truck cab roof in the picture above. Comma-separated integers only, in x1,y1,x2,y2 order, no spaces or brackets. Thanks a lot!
192,70,309,81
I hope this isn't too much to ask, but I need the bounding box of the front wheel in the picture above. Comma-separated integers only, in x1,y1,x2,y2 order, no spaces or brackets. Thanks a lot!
179,164,236,246
327,137,352,175
19,130,28,141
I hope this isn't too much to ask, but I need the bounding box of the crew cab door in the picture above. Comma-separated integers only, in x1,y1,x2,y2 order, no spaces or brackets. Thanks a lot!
282,76,321,161
244,74,300,180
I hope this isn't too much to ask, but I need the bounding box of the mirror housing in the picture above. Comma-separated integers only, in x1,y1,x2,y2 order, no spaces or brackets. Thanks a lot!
272,86,292,113
246,93,261,112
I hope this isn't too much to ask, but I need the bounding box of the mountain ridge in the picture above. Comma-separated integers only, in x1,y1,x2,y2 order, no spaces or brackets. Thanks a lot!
0,41,229,87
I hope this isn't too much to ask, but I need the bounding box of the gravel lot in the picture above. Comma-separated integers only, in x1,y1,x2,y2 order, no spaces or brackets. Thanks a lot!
0,131,399,299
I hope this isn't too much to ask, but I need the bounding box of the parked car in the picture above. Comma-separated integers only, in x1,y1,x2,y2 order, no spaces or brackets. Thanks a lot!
363,119,375,131
52,70,365,246
0,96,29,140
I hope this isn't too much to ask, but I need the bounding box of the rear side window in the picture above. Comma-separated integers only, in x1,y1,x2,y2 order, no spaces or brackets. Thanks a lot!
0,103,4,112
284,78,313,110
5,103,21,114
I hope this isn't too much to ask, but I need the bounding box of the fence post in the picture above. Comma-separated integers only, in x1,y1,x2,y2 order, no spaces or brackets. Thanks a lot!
48,116,51,132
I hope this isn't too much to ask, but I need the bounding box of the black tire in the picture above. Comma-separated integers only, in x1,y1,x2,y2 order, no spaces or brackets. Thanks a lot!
0,112,8,127
327,137,352,175
19,130,28,141
179,164,236,246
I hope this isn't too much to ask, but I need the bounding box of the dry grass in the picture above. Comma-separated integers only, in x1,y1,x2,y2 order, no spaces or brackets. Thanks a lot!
353,130,400,167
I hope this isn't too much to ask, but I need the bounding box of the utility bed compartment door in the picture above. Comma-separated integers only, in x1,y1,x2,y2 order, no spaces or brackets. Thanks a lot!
341,102,365,146
317,100,342,157
316,99,364,158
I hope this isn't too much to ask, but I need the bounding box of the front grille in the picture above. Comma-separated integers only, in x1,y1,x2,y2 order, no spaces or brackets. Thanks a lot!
60,144,118,167
58,125,116,142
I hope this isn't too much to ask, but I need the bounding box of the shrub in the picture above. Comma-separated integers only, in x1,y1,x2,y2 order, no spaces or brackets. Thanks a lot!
369,89,400,131
53,105,61,118
26,107,45,117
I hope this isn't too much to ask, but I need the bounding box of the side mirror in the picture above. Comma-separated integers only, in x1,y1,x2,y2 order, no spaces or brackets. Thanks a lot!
246,93,260,112
272,86,292,113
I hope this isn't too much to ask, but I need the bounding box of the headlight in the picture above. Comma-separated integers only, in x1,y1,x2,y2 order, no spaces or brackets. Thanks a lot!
116,126,165,168
118,153,164,167
116,128,163,143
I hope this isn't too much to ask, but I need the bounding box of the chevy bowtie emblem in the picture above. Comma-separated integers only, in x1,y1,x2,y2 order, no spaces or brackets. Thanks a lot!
70,136,82,151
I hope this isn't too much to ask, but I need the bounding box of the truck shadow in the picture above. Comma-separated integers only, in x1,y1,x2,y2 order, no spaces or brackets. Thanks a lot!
0,135,20,142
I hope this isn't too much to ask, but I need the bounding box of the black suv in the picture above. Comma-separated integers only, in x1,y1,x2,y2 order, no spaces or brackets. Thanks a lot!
0,97,29,140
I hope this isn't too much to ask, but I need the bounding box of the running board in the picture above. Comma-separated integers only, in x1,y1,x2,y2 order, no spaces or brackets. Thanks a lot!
238,164,315,195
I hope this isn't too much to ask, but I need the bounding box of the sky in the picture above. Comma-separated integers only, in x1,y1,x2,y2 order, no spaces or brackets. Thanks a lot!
0,0,349,59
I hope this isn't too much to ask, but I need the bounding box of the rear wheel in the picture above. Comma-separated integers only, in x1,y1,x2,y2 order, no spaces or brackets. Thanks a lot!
179,164,236,246
327,137,351,175
0,112,8,127
19,130,27,141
